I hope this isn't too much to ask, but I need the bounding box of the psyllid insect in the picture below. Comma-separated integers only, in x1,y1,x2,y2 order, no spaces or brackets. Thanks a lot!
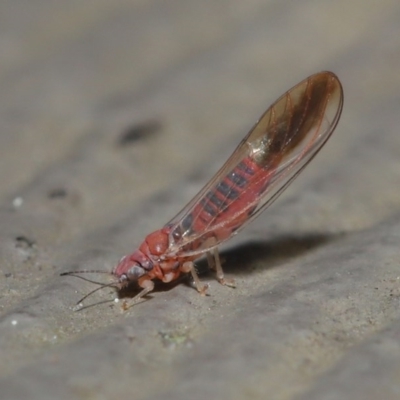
62,71,343,307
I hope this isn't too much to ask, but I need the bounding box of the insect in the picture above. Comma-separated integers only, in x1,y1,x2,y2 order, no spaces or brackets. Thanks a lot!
63,71,343,307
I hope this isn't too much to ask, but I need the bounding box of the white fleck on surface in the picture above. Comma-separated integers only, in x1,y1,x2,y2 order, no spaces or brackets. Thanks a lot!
12,197,23,208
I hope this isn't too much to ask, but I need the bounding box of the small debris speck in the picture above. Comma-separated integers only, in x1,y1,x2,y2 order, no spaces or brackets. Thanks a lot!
48,188,67,199
118,120,161,145
72,303,83,312
12,197,23,208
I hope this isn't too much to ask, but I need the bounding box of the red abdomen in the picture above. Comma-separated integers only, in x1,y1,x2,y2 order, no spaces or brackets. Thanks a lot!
185,156,270,240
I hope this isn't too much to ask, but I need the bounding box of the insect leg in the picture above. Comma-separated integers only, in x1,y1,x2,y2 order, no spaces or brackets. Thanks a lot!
210,247,236,288
122,279,155,309
181,261,209,295
206,251,215,269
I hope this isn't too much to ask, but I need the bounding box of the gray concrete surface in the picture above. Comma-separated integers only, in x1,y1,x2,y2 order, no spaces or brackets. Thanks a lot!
1,1,400,399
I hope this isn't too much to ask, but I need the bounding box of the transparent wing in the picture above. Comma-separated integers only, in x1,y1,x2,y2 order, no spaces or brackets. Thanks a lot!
165,71,343,257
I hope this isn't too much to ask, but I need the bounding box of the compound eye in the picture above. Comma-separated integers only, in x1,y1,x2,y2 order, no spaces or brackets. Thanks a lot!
127,265,145,281
117,274,129,289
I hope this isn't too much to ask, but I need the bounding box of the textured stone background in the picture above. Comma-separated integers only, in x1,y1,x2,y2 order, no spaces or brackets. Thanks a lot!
1,1,400,399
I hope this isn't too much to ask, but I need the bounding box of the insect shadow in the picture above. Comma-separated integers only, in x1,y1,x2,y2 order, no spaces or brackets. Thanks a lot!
195,231,343,277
